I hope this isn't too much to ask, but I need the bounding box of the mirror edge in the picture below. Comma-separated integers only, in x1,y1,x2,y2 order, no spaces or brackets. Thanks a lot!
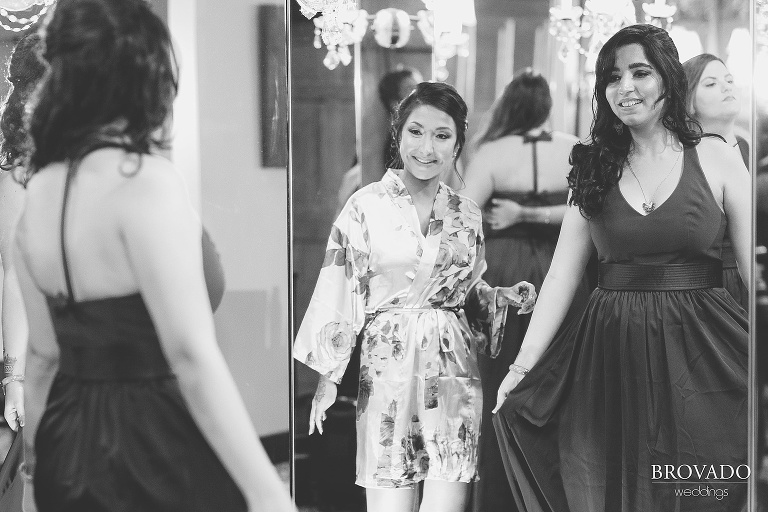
285,0,296,504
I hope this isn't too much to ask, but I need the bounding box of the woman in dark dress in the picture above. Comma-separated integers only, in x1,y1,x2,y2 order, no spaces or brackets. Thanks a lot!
683,53,749,308
10,1,294,510
493,24,750,512
462,69,591,512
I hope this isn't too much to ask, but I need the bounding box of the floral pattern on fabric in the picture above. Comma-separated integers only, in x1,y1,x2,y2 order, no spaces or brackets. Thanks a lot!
293,169,510,487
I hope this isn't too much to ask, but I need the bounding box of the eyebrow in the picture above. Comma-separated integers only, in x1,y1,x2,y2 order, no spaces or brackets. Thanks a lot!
407,121,455,131
611,63,653,71
701,74,733,81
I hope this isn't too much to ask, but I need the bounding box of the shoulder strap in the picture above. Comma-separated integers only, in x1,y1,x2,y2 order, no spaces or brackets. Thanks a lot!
58,140,140,305
59,159,78,306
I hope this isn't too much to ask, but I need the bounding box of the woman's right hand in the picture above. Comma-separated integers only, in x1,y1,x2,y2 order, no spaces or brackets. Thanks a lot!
309,375,337,435
492,369,525,414
4,381,24,431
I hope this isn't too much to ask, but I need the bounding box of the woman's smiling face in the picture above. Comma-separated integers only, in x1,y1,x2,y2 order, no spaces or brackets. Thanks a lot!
399,104,457,181
605,43,665,130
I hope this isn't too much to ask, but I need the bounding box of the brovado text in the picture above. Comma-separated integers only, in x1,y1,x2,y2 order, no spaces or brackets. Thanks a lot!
652,465,750,481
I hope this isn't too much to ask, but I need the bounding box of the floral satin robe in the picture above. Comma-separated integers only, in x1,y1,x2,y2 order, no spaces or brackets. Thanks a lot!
294,170,508,488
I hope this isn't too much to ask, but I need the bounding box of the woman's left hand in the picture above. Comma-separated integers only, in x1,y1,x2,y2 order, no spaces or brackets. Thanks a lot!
3,381,24,431
486,198,523,230
492,368,526,414
496,281,536,314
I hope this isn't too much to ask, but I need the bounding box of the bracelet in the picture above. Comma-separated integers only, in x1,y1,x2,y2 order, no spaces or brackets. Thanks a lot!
509,363,530,376
543,208,552,225
2,374,24,389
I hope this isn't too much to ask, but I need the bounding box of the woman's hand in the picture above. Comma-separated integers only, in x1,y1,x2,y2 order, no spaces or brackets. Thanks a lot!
309,375,337,435
492,369,526,414
486,198,523,230
496,281,537,315
4,381,24,431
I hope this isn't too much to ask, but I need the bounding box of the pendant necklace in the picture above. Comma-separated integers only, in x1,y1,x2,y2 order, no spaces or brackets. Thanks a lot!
626,149,682,214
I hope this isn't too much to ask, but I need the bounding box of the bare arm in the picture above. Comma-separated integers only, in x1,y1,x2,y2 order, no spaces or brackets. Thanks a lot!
493,202,593,412
698,138,752,287
119,158,294,511
722,157,752,288
462,144,498,208
486,199,567,230
0,174,28,430
14,232,59,512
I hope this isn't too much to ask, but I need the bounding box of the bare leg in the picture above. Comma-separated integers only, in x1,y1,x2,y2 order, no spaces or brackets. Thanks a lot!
419,480,470,512
366,487,419,512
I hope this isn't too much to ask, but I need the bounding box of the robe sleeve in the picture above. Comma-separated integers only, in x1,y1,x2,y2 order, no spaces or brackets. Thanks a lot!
293,198,370,384
463,224,509,359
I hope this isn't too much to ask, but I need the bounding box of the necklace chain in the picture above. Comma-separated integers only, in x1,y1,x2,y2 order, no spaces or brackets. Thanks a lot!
626,149,682,214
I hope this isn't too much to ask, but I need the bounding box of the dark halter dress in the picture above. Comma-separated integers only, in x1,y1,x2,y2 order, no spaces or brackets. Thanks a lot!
474,133,591,512
493,146,748,512
33,160,246,512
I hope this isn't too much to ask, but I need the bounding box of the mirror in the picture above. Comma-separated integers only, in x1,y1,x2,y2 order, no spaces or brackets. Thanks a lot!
290,1,755,511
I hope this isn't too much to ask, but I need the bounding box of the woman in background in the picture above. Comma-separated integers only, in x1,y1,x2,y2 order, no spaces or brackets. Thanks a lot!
0,32,44,436
684,53,748,308
11,1,294,510
295,81,536,512
336,68,423,213
462,69,590,512
494,24,749,511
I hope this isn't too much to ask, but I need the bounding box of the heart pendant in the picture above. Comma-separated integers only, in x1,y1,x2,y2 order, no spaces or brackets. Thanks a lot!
642,202,655,214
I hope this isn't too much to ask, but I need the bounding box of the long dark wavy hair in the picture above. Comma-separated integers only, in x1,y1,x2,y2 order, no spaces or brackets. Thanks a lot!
475,68,552,146
0,33,45,177
27,0,178,178
567,24,702,218
389,82,468,175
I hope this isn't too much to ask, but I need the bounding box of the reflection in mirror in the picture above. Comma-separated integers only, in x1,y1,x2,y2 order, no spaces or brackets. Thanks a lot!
291,1,753,512
0,0,291,509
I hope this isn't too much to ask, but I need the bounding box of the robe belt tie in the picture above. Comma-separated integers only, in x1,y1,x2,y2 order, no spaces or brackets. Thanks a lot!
368,306,461,354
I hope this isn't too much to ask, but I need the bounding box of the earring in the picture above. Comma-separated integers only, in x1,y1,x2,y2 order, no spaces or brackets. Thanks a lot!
614,121,624,135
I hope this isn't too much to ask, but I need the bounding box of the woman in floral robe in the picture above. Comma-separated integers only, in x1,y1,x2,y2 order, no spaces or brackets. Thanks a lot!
294,82,536,512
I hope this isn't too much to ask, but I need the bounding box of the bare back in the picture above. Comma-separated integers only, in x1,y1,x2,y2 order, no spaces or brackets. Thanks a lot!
483,131,578,193
17,148,154,301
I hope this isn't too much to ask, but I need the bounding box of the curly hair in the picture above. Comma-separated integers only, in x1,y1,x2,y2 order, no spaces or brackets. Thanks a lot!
27,0,178,178
389,81,468,170
0,33,45,176
567,24,702,218
475,68,552,146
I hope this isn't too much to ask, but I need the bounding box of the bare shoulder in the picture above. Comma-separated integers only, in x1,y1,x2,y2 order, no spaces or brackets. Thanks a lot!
115,154,187,202
695,137,746,184
471,136,523,171
112,154,194,230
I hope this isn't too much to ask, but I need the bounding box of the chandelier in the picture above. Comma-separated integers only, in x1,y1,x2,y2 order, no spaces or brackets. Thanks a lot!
295,0,474,80
549,0,678,67
0,0,54,32
758,0,768,53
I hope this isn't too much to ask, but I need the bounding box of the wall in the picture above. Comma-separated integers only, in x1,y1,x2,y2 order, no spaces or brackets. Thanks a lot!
168,0,289,437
